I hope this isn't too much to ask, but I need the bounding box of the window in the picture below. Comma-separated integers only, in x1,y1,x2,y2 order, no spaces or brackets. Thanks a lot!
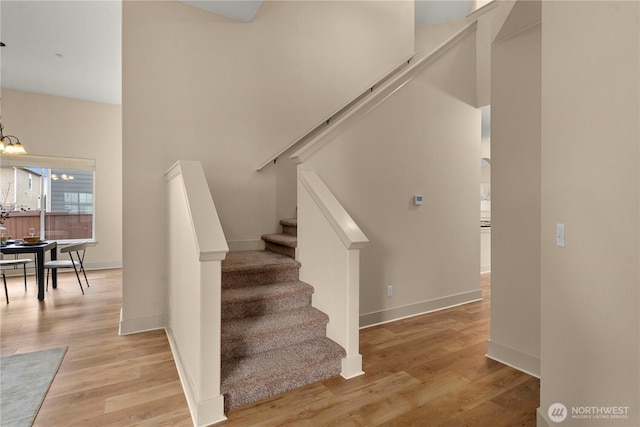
0,155,95,242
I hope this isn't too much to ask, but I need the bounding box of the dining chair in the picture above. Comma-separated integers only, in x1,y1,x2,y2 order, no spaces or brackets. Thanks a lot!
45,241,90,294
0,257,34,303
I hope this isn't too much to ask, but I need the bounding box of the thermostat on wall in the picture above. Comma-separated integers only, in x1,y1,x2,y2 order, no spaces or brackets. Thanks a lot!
414,195,423,206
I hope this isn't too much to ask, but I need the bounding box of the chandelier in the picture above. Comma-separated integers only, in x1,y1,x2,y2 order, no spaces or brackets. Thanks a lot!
0,122,27,155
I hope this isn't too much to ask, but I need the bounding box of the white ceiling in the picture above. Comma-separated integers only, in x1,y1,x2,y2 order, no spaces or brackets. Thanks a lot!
0,1,471,106
1,1,122,105
181,0,263,22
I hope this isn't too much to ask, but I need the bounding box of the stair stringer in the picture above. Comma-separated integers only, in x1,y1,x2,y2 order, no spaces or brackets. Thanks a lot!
290,20,478,165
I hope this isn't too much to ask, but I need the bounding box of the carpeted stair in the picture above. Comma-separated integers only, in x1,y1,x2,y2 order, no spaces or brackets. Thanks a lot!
261,218,298,258
220,218,346,411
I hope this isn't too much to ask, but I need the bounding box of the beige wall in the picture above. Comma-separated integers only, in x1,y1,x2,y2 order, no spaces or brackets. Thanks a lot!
489,19,541,376
1,88,122,269
122,1,414,330
414,19,466,57
474,1,516,107
303,28,480,326
539,1,639,425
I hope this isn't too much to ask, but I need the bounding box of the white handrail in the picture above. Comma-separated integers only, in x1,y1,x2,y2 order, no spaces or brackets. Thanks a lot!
255,53,416,171
165,161,228,261
290,20,478,165
298,169,368,250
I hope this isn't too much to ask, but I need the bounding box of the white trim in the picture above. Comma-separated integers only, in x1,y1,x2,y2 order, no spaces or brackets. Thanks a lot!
165,161,229,262
226,239,264,252
256,53,416,171
165,160,226,425
84,261,122,270
486,339,540,378
493,21,542,46
536,407,551,427
118,309,165,335
480,265,491,273
340,354,364,379
166,326,227,427
290,21,478,165
466,0,499,22
0,154,96,170
1,263,121,278
360,289,483,328
298,170,368,250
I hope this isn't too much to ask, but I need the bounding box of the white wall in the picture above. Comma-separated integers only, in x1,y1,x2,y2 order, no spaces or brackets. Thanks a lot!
488,13,541,376
539,1,639,425
303,28,480,326
1,88,122,269
122,1,414,332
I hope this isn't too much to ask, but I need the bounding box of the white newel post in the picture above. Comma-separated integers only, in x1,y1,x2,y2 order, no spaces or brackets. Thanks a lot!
296,166,367,379
342,248,364,378
166,161,228,426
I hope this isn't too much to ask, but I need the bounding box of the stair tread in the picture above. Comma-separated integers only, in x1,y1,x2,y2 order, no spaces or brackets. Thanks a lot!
221,336,344,387
261,233,297,248
279,218,297,227
220,235,343,411
222,281,313,304
222,250,300,272
222,306,328,339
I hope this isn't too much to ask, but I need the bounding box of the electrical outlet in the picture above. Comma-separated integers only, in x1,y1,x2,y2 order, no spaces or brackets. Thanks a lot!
387,285,393,297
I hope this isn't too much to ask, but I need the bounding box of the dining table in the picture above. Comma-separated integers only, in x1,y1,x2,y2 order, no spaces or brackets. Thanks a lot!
1,240,58,301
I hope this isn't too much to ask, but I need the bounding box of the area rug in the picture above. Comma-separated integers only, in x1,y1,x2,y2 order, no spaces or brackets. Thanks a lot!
0,347,67,427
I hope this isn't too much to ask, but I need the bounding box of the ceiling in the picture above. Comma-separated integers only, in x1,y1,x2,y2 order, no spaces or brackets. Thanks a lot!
416,0,472,26
0,1,471,106
1,1,122,105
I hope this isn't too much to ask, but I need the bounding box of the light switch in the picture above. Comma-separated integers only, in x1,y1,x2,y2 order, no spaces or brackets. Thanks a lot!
556,223,565,247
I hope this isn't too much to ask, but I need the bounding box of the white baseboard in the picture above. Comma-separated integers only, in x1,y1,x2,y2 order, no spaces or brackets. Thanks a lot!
118,309,166,335
537,407,551,427
166,327,227,426
359,289,483,328
480,265,491,273
227,239,264,252
84,261,123,270
486,339,540,378
1,261,122,277
341,354,364,379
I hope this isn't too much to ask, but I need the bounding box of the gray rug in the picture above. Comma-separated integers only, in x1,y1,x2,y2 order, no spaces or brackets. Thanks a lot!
0,347,67,427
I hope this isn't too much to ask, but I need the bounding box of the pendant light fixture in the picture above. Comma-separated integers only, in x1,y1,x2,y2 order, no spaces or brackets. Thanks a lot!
0,42,25,155
0,122,27,155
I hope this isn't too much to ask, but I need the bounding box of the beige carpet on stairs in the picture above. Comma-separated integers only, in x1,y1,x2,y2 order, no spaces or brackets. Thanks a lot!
219,219,345,411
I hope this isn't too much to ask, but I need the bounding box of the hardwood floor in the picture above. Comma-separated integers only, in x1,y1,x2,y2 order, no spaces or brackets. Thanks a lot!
1,271,539,426
1,269,191,426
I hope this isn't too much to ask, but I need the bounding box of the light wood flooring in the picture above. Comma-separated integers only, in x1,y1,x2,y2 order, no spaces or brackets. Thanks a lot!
1,270,539,426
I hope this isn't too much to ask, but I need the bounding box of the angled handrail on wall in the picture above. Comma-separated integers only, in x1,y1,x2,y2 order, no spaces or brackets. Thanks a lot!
165,160,228,426
290,20,478,165
256,53,416,171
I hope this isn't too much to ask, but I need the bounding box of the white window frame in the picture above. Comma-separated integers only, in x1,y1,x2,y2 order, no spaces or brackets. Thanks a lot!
1,154,96,244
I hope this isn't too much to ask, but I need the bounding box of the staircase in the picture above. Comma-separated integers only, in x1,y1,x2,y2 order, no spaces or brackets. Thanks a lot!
220,218,346,410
